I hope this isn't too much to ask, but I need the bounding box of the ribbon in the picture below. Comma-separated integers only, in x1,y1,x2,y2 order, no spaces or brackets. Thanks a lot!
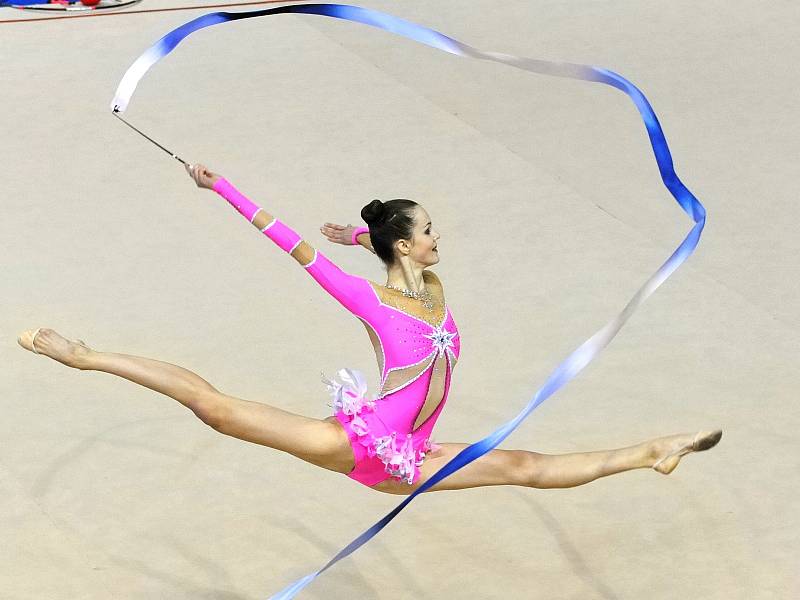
3,1,94,5
111,4,705,598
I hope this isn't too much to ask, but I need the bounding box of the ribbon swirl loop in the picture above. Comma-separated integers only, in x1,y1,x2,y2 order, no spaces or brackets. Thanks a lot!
111,5,706,599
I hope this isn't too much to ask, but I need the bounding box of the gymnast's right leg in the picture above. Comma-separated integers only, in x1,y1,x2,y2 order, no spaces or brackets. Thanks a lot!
17,328,356,475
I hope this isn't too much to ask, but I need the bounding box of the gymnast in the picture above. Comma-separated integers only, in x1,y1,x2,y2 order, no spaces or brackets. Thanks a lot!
18,164,721,495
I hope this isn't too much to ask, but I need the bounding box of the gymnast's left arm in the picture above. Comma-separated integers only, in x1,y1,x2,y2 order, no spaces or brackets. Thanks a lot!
187,164,367,314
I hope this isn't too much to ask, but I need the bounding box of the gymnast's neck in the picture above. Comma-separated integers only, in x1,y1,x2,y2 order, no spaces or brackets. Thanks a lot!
385,257,428,293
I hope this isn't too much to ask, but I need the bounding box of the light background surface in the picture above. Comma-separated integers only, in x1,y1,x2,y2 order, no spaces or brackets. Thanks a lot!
1,1,797,598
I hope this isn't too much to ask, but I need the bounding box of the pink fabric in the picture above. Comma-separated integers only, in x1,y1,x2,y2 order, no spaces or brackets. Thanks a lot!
351,226,370,246
214,178,302,253
259,218,302,254
328,368,449,486
213,178,261,223
214,179,460,486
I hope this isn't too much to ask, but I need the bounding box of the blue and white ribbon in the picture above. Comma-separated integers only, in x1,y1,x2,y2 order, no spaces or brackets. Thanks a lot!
112,4,706,598
2,1,103,5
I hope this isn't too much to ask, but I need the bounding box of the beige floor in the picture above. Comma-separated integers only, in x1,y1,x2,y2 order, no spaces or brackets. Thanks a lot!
1,1,797,598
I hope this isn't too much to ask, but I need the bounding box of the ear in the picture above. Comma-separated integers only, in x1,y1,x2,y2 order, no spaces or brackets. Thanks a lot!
394,238,412,256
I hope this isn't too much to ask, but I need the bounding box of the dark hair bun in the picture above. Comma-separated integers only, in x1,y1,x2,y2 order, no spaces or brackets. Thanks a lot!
357,197,418,268
361,199,386,227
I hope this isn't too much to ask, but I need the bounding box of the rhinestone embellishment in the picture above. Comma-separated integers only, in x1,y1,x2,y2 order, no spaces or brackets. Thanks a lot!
424,325,457,356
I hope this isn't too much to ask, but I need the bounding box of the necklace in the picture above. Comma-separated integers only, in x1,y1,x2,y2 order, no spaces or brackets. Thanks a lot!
384,283,436,311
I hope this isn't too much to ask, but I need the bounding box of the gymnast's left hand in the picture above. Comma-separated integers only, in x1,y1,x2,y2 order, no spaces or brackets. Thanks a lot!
185,163,221,189
320,222,358,246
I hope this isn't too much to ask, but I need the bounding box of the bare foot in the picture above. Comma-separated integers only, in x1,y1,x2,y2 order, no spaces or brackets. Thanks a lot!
649,430,723,475
17,328,92,369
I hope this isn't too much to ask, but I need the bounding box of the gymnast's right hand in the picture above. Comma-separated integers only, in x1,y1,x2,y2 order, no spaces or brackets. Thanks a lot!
186,163,221,190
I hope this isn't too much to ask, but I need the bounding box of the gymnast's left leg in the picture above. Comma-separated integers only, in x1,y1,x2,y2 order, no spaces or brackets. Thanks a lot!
371,431,722,495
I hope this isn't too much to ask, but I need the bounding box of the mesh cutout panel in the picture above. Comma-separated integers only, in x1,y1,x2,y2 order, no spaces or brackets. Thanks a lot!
370,270,446,327
381,353,437,397
251,210,274,230
359,318,385,377
447,348,459,371
412,352,448,431
290,241,317,266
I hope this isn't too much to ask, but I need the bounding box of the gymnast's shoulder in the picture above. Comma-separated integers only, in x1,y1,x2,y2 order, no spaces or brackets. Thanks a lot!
422,269,441,286
423,269,444,297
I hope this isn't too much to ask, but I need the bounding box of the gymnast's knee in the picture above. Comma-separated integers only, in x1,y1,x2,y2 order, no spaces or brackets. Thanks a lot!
515,450,545,488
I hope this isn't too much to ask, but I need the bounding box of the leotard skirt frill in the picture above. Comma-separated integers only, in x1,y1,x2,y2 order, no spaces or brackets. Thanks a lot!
322,368,441,486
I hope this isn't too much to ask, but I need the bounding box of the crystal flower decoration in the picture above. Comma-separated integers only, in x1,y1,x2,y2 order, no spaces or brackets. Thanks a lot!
423,325,457,356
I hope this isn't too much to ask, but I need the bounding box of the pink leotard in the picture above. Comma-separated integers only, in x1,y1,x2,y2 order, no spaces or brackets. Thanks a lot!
213,178,461,486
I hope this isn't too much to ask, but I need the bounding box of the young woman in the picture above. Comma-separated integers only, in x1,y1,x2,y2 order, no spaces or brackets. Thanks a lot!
18,164,721,496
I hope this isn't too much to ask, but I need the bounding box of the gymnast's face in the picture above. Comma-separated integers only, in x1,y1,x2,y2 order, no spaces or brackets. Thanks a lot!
404,206,440,267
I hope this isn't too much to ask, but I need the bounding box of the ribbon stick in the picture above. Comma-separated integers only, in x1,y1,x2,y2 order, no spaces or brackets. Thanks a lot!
111,4,706,598
111,111,188,165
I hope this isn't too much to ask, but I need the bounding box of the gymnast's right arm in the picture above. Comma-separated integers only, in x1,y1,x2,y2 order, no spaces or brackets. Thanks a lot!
187,164,366,314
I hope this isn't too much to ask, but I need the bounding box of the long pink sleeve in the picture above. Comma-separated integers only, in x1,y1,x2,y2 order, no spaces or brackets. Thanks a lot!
212,177,369,315
213,177,262,223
